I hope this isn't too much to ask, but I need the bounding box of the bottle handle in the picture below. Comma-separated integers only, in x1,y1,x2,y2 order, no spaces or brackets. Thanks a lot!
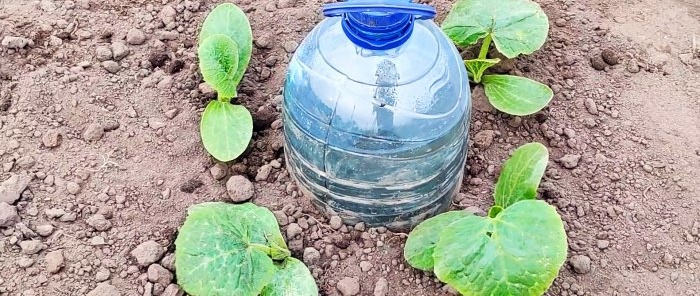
323,0,437,20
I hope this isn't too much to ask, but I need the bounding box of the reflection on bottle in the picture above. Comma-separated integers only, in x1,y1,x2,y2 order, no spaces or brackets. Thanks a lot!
374,59,399,137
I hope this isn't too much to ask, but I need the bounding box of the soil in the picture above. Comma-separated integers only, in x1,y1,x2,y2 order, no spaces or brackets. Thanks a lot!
0,0,698,295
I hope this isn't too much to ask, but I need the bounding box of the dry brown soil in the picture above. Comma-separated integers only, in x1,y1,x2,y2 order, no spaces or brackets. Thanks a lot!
0,0,698,295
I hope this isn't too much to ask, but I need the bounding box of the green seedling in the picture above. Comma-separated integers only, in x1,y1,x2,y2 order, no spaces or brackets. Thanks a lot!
404,143,568,296
198,3,254,161
175,202,318,296
442,0,554,116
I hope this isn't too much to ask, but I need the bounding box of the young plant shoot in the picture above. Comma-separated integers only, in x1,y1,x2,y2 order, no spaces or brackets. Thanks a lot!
198,3,254,161
442,0,554,116
404,143,568,296
175,202,318,296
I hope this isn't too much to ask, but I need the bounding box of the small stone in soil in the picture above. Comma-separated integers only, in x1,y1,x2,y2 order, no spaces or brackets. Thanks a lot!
86,283,121,296
474,130,495,148
41,129,62,148
83,123,105,141
179,178,203,193
45,250,64,274
559,154,581,169
590,55,607,71
126,28,146,45
111,42,129,61
0,202,20,227
147,264,174,286
131,240,166,267
95,46,113,62
162,284,184,296
226,175,254,202
95,268,111,282
35,224,54,236
330,216,343,230
209,163,227,180
255,164,272,181
66,181,81,195
374,277,389,296
286,223,302,239
20,240,43,255
303,247,321,264
86,214,112,231
584,98,598,115
0,173,32,204
102,61,121,73
569,255,591,274
601,48,619,65
337,277,360,296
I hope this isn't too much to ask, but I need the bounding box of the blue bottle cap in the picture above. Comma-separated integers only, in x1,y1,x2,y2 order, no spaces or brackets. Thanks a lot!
323,0,437,50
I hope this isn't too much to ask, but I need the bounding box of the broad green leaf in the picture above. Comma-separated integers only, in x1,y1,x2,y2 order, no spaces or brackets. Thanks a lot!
494,142,549,208
199,3,253,90
261,258,319,296
482,75,553,116
465,58,501,83
404,211,471,271
433,200,568,296
198,34,239,98
175,202,290,296
200,100,253,162
442,0,549,58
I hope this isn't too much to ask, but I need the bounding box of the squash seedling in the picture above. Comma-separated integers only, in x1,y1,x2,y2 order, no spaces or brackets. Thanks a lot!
404,143,568,296
442,0,554,116
197,3,254,161
175,202,318,296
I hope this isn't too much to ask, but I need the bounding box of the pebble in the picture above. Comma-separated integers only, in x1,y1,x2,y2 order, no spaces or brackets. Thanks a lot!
102,61,121,73
627,60,641,73
303,247,321,264
225,175,254,202
161,253,176,271
283,40,298,53
131,240,166,267
374,278,389,296
360,261,373,272
597,240,610,249
159,5,177,24
559,154,581,169
147,264,174,286
274,211,289,226
0,174,32,204
1,36,34,49
155,30,179,40
66,181,81,194
95,268,111,282
337,277,360,296
86,283,121,296
35,224,54,236
41,130,62,147
162,284,184,296
601,48,619,65
20,240,43,255
554,18,567,27
584,98,598,115
126,28,146,45
111,42,129,61
148,118,166,129
0,202,20,227
286,223,302,239
570,255,591,274
473,130,495,148
209,163,227,180
255,164,272,181
330,216,343,230
590,55,607,71
164,108,180,119
17,257,35,268
86,214,112,231
95,46,113,62
45,208,66,218
84,123,105,141
45,250,64,274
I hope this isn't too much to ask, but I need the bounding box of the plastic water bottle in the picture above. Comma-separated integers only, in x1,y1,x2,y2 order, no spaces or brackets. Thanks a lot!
283,0,471,230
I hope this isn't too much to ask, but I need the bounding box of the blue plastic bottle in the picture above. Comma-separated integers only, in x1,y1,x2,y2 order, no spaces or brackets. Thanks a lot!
283,0,471,230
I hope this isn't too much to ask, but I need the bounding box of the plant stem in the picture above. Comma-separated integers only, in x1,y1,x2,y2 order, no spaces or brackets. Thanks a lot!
218,95,231,103
478,34,492,60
